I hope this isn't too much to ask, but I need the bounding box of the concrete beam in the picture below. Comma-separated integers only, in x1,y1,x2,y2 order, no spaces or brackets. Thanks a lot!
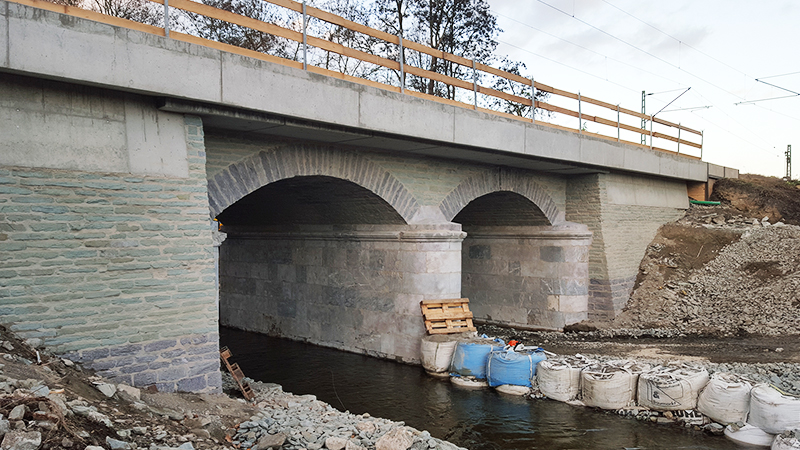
0,0,712,182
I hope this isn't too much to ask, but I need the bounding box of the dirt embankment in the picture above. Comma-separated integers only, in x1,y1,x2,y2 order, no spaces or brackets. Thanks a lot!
711,174,800,225
608,175,800,337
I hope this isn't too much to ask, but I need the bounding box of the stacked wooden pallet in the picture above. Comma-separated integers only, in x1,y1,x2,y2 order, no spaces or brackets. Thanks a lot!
420,298,476,335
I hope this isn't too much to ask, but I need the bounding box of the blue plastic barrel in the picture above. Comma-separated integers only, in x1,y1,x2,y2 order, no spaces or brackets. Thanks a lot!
450,340,505,379
486,349,547,387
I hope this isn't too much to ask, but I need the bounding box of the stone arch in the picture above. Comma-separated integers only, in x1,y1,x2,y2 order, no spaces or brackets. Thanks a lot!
439,169,562,225
207,144,420,223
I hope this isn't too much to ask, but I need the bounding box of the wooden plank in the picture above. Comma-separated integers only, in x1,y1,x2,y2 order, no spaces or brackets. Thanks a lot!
16,0,165,35
424,310,474,321
403,65,473,92
476,107,532,123
653,117,702,136
171,31,304,69
421,298,470,305
307,66,401,93
160,0,303,43
478,86,532,106
653,131,703,149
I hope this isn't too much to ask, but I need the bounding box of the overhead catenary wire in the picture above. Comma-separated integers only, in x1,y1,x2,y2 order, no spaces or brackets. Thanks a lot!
534,0,748,101
496,12,689,89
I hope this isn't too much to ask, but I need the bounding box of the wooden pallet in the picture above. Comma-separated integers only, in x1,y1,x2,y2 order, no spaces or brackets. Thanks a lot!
420,298,476,335
219,346,255,401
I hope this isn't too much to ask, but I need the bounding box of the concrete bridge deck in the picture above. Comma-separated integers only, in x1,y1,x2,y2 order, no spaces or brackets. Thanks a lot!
0,0,736,393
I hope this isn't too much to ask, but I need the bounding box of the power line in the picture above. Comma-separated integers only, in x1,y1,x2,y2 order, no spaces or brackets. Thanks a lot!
757,70,800,80
600,0,751,79
534,0,747,102
496,39,640,94
495,12,687,89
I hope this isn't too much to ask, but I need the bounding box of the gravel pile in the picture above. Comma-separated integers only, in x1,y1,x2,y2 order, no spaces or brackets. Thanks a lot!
226,376,465,450
615,218,800,336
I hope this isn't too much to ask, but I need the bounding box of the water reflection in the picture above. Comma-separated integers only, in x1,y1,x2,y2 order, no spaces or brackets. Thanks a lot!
220,327,732,450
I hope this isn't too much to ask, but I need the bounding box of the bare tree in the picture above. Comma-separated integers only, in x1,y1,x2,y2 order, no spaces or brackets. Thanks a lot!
92,0,162,26
489,59,551,119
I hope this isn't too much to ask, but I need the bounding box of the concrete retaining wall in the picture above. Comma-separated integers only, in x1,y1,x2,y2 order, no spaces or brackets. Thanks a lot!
218,225,464,363
0,74,220,392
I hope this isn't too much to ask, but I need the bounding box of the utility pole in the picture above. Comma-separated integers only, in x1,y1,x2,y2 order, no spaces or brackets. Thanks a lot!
787,145,793,180
641,90,646,145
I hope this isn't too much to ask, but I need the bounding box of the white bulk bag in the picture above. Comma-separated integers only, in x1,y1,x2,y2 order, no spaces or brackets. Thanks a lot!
772,430,800,450
420,335,460,374
581,361,650,410
724,423,774,447
697,372,752,424
749,384,800,435
637,363,709,411
537,356,593,402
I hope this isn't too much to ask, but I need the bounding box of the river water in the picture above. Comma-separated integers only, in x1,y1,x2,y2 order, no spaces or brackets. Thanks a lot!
221,327,736,450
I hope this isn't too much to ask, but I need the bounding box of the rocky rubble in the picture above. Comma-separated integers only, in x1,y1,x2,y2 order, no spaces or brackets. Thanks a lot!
227,377,464,450
0,327,465,450
613,207,800,336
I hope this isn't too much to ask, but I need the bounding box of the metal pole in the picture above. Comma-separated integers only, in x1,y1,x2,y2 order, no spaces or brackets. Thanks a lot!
677,124,681,154
700,131,704,159
163,0,170,38
578,92,582,133
302,0,308,70
531,78,536,123
649,117,653,149
641,90,646,145
616,105,620,142
472,60,478,110
398,36,405,93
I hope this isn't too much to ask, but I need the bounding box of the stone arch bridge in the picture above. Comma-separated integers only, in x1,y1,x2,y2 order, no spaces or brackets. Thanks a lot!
0,0,736,392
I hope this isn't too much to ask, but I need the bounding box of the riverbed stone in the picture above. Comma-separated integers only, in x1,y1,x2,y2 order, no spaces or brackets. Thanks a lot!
255,432,285,450
375,428,413,450
1,431,41,450
324,437,347,450
8,406,25,421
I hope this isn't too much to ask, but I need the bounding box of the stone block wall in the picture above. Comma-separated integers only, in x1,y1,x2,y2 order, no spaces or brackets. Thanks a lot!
0,75,221,392
566,173,687,319
218,225,464,363
461,225,592,330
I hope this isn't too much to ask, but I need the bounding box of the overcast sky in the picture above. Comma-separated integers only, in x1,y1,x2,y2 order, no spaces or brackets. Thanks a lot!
485,0,798,178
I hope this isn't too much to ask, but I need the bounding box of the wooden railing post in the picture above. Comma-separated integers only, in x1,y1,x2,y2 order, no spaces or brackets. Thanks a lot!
163,0,170,37
302,0,307,70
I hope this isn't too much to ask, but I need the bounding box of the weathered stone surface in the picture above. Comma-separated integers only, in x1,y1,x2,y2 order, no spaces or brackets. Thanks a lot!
375,428,413,450
324,437,347,450
255,433,285,450
116,384,141,401
7,406,25,421
0,431,41,450
95,383,117,398
104,437,132,450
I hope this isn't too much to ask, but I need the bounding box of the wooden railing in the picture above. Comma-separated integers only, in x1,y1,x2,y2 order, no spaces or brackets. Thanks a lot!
13,0,703,158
